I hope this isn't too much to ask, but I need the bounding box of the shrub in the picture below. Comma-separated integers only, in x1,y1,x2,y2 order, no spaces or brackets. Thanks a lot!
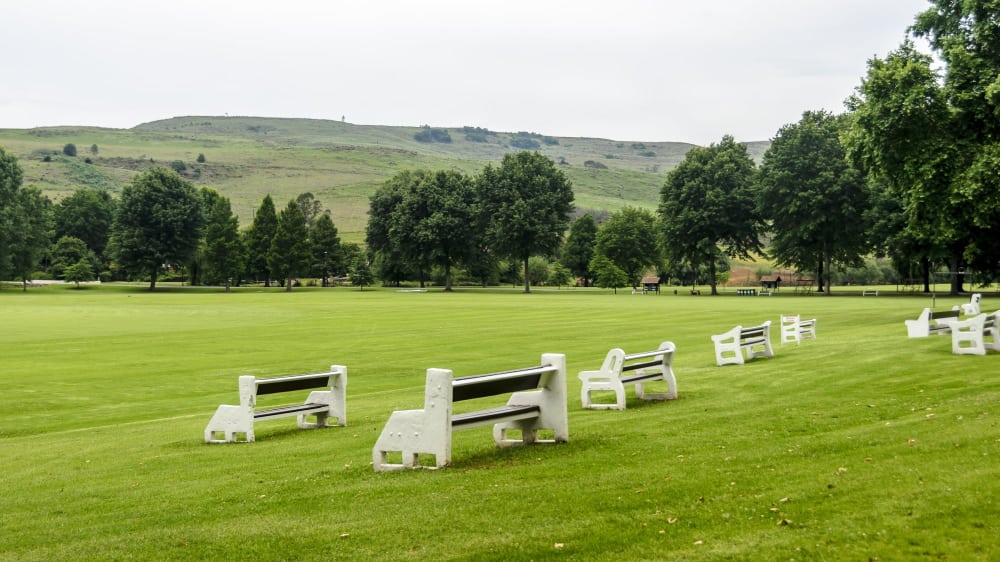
584,160,607,169
639,151,657,157
63,143,77,157
196,153,206,163
414,127,452,143
509,137,540,149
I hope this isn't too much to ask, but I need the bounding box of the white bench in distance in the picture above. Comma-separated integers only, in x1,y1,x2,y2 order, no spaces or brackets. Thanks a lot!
950,311,1000,355
204,366,347,443
711,321,774,366
904,308,960,338
962,293,982,316
578,341,677,410
780,314,817,345
372,353,567,471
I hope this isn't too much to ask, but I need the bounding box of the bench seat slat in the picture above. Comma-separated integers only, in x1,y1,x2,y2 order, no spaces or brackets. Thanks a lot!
451,404,541,428
254,402,329,419
620,371,664,384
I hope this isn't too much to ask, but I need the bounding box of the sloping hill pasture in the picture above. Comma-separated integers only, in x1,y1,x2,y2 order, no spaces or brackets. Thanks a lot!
1,116,774,242
1,286,996,560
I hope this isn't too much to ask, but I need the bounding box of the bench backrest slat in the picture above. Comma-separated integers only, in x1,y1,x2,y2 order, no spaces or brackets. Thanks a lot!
930,309,960,320
741,325,767,339
452,366,551,402
621,359,663,372
255,373,331,395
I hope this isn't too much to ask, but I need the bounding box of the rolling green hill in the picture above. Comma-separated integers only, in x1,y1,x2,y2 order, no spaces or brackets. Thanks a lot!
0,116,769,242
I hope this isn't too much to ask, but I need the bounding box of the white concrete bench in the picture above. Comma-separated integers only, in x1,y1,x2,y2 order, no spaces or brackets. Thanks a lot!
736,288,757,296
204,366,347,443
372,353,567,471
711,321,773,366
578,341,677,410
961,293,982,316
904,308,960,338
950,311,1000,355
780,314,817,345
862,289,879,296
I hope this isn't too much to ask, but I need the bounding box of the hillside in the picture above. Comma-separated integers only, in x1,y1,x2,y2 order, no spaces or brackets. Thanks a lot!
0,116,769,241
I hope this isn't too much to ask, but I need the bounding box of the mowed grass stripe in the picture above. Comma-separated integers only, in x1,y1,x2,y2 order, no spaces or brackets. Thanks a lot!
0,285,996,561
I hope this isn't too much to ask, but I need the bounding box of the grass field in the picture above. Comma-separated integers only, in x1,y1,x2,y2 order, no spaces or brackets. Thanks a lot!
1,285,997,561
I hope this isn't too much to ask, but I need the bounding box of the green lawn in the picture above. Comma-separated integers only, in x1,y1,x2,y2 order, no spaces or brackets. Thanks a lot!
1,285,997,561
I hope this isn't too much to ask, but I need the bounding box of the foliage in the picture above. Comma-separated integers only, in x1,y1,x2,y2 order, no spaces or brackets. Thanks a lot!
50,235,99,279
526,256,550,286
202,196,243,289
509,136,541,150
350,254,374,289
90,144,99,155
589,253,628,292
268,199,310,291
0,146,26,279
295,192,327,227
476,151,575,292
169,160,187,173
414,127,452,143
562,214,597,286
310,213,343,281
244,195,277,285
109,167,205,290
583,160,607,169
547,262,573,287
62,258,94,287
7,185,52,287
594,206,661,289
62,143,77,157
196,153,206,163
659,135,762,295
757,110,870,293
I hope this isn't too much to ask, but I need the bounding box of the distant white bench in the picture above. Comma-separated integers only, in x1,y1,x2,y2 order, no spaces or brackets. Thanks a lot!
372,353,567,471
204,366,347,443
862,289,879,296
736,288,757,296
711,321,773,366
780,314,816,345
961,293,982,316
904,308,960,338
578,341,677,410
950,311,999,355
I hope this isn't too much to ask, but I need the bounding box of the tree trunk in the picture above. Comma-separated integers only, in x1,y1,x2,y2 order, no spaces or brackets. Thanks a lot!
816,258,825,293
149,270,157,291
523,256,531,293
709,257,718,296
444,262,453,292
921,258,931,293
824,246,833,296
949,254,963,295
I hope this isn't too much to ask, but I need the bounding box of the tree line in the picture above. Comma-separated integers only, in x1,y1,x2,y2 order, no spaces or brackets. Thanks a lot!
3,1,999,294
0,151,353,292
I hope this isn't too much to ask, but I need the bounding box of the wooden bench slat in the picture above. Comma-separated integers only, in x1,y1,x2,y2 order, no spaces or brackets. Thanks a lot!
254,402,329,419
452,370,546,402
451,404,541,427
255,373,331,395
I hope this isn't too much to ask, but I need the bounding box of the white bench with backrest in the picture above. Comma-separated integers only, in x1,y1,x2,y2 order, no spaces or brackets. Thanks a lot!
204,366,347,443
372,353,567,471
904,308,960,338
962,293,982,316
578,341,677,410
950,311,1000,355
711,321,773,366
780,314,817,345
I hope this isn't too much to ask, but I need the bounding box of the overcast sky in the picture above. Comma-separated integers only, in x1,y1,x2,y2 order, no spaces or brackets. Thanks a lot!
2,0,931,145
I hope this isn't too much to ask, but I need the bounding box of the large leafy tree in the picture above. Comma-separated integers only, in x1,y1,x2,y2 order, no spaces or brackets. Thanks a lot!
845,41,963,292
50,236,100,280
394,169,478,291
245,195,278,286
109,167,205,291
53,188,116,259
8,185,52,289
594,206,661,290
268,199,310,292
757,110,870,294
562,214,597,286
0,146,25,280
203,195,243,291
476,151,574,293
658,135,762,295
367,170,420,285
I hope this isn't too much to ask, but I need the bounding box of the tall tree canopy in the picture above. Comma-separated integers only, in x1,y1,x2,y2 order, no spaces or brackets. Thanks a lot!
109,167,204,291
757,110,870,293
310,213,342,284
245,195,278,286
203,195,243,291
562,214,598,286
594,206,661,289
658,135,762,295
476,151,574,293
268,199,310,292
0,146,26,280
53,188,116,259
